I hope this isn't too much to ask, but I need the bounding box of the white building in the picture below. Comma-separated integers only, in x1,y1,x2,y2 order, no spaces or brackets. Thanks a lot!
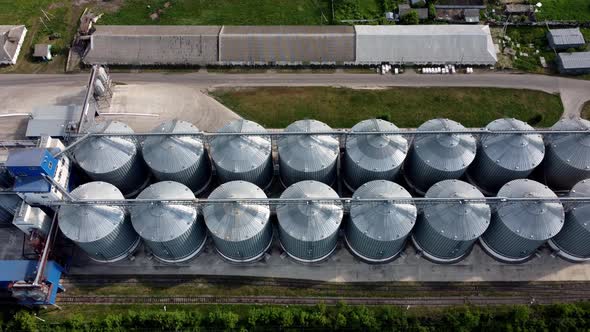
0,25,27,65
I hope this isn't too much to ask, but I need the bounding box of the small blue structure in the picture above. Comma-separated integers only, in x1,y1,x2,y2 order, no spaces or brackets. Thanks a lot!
5,149,57,178
0,260,64,306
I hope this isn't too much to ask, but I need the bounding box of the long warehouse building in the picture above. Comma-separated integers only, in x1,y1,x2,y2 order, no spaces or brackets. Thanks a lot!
83,24,497,66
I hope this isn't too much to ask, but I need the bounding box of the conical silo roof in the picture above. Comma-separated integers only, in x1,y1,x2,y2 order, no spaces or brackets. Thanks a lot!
142,120,205,176
344,119,408,189
203,181,270,242
59,182,126,243
350,180,416,242
413,119,476,173
495,179,564,241
209,119,272,187
277,180,342,242
422,180,490,241
73,121,137,175
131,181,197,242
278,120,339,185
545,118,590,190
480,118,544,173
568,179,590,231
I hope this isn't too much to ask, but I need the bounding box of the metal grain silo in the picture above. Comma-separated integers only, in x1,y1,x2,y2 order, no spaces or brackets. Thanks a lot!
468,118,544,195
278,120,339,187
142,120,211,194
544,118,590,191
210,120,273,189
73,121,149,197
203,181,272,263
346,180,416,263
412,180,490,263
131,181,206,263
480,179,564,263
0,194,21,224
404,119,476,195
277,180,343,263
548,179,590,262
58,182,140,263
344,119,408,191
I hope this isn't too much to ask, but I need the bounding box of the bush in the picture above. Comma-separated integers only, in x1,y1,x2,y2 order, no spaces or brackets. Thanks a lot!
400,11,420,24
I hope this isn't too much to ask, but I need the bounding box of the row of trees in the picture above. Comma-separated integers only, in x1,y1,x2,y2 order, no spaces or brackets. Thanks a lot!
2,302,590,331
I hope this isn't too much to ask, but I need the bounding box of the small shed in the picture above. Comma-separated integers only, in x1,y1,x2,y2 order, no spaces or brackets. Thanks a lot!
557,52,590,75
33,44,52,61
547,29,586,50
505,4,534,14
463,9,480,23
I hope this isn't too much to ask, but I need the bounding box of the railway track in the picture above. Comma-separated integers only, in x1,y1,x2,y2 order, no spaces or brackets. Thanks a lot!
57,294,590,306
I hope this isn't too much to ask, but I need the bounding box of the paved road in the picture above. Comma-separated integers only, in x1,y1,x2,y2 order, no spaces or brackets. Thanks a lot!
1,72,588,116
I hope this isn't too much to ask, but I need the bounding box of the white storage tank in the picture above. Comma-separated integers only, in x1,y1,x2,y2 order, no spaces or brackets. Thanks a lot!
468,118,544,195
548,179,590,262
278,120,339,187
131,181,207,263
404,119,477,195
277,180,343,263
412,180,490,263
203,181,273,263
344,119,408,190
210,120,273,189
58,182,140,263
142,120,211,194
544,118,590,191
73,120,149,197
346,180,416,263
480,179,564,263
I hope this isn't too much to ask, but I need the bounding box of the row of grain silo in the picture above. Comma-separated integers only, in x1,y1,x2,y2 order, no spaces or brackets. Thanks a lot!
56,177,590,265
67,117,590,201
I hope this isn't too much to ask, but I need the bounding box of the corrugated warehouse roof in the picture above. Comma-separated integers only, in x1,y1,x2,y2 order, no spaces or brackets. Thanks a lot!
84,25,221,65
548,28,585,47
354,25,497,65
558,52,590,70
219,26,355,64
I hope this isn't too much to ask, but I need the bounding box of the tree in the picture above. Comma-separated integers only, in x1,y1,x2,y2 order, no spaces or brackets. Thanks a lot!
428,3,436,18
400,11,420,25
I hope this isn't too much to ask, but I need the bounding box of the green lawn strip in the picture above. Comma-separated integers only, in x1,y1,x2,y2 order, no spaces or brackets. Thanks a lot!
536,0,590,21
582,102,590,120
100,0,330,25
211,87,563,128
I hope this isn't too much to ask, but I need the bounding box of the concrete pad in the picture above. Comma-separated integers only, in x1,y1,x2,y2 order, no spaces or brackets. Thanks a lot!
0,85,86,139
106,83,240,132
68,236,590,282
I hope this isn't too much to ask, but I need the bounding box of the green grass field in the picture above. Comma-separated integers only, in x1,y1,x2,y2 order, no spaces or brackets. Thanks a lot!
211,87,563,128
536,0,590,21
582,102,590,120
100,0,331,25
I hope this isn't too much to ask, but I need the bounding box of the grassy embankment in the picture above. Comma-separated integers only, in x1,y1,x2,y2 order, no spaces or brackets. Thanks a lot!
212,87,563,128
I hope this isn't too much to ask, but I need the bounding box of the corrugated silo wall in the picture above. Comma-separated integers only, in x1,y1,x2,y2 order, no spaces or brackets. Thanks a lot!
77,216,140,262
413,216,475,260
149,157,211,193
346,219,407,261
218,27,356,65
215,155,274,189
469,150,534,194
343,154,402,190
210,222,273,262
278,224,338,262
405,147,466,194
544,151,590,191
482,214,544,259
279,158,338,187
552,213,590,257
84,153,148,197
144,215,207,262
